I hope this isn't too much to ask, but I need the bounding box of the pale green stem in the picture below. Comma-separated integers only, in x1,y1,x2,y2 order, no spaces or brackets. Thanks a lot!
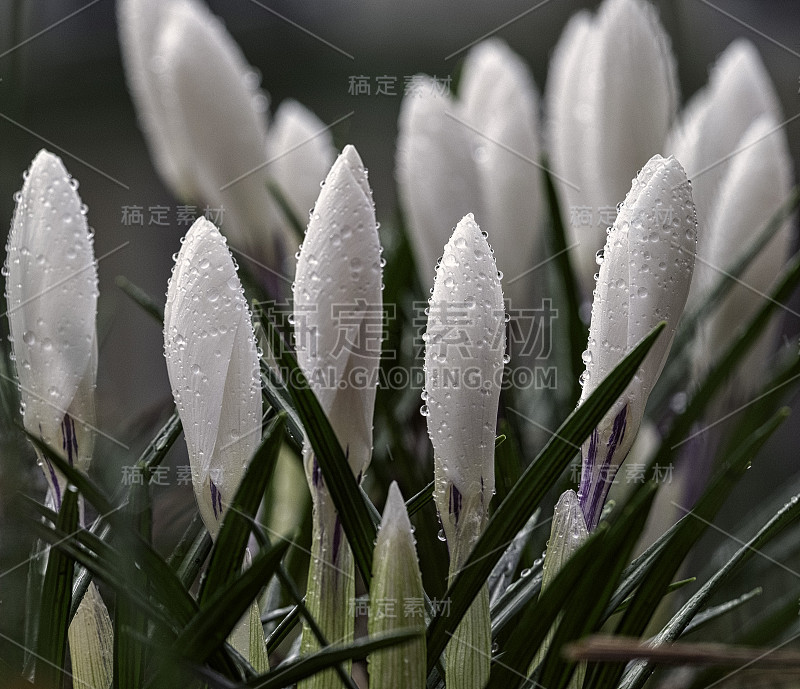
300,490,355,689
446,509,490,689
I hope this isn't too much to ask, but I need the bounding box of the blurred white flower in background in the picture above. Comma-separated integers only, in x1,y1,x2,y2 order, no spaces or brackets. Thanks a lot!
117,0,335,272
666,39,793,396
546,0,678,298
397,39,543,313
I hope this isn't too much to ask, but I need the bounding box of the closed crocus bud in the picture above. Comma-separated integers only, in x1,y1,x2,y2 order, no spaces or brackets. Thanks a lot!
5,150,112,689
68,583,114,688
696,114,793,394
368,482,426,689
164,217,262,538
147,0,282,266
5,150,98,508
458,39,543,312
425,214,504,689
164,217,264,665
578,155,696,530
293,144,382,689
265,99,337,231
397,76,484,284
666,39,780,258
531,490,588,682
546,0,678,297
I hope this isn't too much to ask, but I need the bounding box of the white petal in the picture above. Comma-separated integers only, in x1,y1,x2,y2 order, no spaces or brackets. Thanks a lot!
265,99,337,237
459,39,544,311
666,39,780,237
156,0,280,265
578,155,695,529
426,214,504,541
545,11,594,294
117,0,190,197
293,145,382,480
164,217,262,536
5,150,98,485
579,0,679,294
624,156,696,399
697,114,793,392
397,78,484,283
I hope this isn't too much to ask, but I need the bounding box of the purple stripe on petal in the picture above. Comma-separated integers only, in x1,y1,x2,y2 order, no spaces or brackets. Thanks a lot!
606,403,628,466
62,414,76,467
210,478,223,520
449,483,462,526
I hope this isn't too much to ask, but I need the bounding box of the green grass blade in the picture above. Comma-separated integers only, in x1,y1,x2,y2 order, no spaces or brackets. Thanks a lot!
200,414,286,604
650,249,800,466
35,485,78,689
620,464,800,689
587,407,789,689
114,480,151,689
261,310,377,587
150,538,290,686
23,430,115,515
536,484,656,689
542,164,585,407
406,480,435,518
426,322,666,670
266,180,306,243
115,274,165,322
239,629,423,689
648,187,800,415
611,578,696,616
167,511,206,572
681,588,762,636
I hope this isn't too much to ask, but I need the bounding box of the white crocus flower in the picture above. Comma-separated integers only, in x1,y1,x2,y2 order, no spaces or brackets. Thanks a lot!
457,39,543,311
425,214,504,689
293,144,382,689
119,0,333,272
117,0,187,197
6,150,98,509
546,0,678,297
666,39,781,263
578,155,696,530
368,482,426,689
164,216,262,537
397,76,483,285
164,216,265,665
696,114,793,394
154,0,281,263
265,99,337,231
6,149,111,689
397,39,543,309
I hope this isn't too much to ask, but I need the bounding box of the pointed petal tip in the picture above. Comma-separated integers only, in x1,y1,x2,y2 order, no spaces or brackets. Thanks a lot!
381,481,412,533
